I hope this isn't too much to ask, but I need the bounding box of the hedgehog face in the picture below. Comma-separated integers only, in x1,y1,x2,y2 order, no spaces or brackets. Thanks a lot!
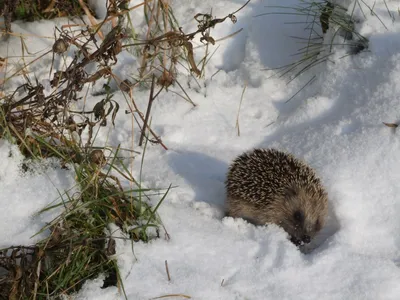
271,187,328,246
286,209,321,246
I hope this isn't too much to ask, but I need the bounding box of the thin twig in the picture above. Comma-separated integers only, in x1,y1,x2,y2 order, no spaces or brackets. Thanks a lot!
162,223,170,241
127,87,168,150
165,260,171,281
139,74,156,147
151,294,191,299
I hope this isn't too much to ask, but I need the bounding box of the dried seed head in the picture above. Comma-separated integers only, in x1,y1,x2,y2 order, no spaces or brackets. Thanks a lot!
113,40,122,56
157,71,174,88
89,150,106,167
120,79,133,93
53,38,69,54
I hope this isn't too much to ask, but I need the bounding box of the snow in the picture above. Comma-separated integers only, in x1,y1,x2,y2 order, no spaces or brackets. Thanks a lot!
2,0,400,299
0,141,76,247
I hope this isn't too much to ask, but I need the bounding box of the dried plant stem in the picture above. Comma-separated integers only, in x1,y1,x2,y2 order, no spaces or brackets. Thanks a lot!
103,2,146,23
78,0,104,39
139,74,156,147
33,259,42,300
151,294,191,299
127,89,168,150
236,83,247,136
165,260,171,281
4,49,52,85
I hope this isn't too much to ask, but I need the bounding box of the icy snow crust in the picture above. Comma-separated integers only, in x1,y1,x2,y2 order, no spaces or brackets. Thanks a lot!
2,0,400,299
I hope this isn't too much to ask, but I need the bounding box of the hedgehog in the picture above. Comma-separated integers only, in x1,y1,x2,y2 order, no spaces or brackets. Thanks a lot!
225,148,328,246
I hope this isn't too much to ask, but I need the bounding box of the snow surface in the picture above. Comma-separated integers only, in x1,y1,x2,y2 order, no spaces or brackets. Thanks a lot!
2,0,400,299
0,141,76,246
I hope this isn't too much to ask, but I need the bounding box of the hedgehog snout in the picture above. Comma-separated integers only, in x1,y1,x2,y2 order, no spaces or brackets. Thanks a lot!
290,234,311,246
301,235,311,244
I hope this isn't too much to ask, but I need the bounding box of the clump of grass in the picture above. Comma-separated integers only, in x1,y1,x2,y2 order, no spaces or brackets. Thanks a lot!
1,0,94,35
0,139,169,298
257,0,376,84
31,146,168,298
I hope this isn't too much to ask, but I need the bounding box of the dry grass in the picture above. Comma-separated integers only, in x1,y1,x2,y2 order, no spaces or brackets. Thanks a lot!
1,0,94,35
258,0,371,85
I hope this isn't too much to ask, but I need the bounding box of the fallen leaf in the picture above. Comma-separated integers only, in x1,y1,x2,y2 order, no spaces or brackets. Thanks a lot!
383,122,398,128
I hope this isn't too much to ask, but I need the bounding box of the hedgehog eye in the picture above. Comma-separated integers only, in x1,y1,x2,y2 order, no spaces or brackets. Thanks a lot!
293,211,303,223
